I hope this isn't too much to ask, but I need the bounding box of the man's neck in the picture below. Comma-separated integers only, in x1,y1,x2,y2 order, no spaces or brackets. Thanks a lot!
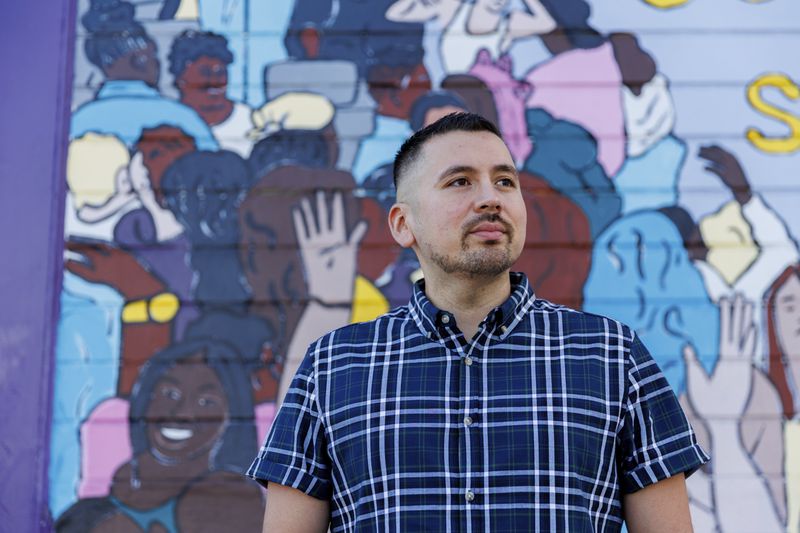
422,269,512,340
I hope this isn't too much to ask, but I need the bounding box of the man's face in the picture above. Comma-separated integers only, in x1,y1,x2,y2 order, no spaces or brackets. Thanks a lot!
396,130,526,278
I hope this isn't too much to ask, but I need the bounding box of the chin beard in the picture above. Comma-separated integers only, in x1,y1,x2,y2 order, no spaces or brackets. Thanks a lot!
430,245,514,278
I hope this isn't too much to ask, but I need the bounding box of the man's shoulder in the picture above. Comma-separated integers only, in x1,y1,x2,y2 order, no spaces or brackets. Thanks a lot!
309,305,414,352
528,297,635,342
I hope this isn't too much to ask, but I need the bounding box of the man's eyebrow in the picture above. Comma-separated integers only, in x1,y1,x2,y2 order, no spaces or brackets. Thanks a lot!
437,165,476,181
493,164,519,177
437,164,519,181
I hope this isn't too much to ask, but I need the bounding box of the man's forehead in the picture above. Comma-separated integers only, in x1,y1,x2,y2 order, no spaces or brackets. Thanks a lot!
417,130,514,174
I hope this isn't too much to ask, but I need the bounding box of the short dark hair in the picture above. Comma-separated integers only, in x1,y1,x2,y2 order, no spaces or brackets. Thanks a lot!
168,30,234,82
392,112,502,190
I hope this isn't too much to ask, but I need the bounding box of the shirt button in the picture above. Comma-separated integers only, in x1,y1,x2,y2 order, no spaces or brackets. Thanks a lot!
441,314,451,324
499,325,507,334
463,416,473,426
463,357,473,366
465,490,475,502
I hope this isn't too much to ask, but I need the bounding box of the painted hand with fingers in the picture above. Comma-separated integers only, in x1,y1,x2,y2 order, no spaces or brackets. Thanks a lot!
65,241,165,299
684,293,757,420
293,190,368,306
698,145,752,205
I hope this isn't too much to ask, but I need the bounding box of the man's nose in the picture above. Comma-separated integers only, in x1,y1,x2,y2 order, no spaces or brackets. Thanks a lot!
476,179,501,211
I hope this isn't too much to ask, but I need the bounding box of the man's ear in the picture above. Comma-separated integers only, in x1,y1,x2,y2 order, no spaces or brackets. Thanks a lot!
388,202,416,249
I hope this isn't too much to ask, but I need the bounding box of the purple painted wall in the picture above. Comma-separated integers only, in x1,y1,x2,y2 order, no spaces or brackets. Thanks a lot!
0,0,74,530
3,0,800,530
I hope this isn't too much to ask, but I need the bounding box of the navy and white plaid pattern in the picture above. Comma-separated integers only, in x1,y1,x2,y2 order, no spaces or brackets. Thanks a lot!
248,273,709,532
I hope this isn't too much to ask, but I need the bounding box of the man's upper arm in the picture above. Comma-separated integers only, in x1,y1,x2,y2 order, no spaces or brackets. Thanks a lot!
262,483,330,533
623,473,693,533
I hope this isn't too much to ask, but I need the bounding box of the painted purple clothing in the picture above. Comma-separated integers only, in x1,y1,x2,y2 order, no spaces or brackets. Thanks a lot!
469,50,533,166
113,208,197,339
525,42,626,177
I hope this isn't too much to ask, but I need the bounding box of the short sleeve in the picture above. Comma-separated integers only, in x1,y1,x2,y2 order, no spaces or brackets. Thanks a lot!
617,332,710,493
246,345,332,499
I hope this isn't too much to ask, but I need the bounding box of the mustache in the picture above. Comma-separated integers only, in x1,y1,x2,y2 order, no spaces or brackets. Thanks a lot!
462,213,513,237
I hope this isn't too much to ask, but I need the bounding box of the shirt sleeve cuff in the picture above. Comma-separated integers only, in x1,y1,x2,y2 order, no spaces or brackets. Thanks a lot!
621,443,710,494
246,451,333,500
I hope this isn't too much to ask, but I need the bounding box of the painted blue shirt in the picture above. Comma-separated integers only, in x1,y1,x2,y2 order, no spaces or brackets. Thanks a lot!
249,273,708,531
70,80,218,149
351,115,412,184
49,272,123,517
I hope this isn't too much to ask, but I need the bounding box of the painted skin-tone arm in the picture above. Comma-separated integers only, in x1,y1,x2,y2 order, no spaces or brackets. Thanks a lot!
278,191,367,405
623,474,693,533
684,294,784,532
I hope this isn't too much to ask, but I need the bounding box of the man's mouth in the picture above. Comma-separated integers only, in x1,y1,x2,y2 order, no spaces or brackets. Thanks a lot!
469,222,507,240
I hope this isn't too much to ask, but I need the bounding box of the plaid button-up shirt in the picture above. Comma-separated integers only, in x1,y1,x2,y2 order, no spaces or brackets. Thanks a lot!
248,273,708,532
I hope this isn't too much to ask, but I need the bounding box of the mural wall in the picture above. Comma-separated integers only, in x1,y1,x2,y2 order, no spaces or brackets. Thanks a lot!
51,0,800,530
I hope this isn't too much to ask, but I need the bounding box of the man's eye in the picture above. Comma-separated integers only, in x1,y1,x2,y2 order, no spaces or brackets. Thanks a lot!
449,177,468,187
497,178,515,187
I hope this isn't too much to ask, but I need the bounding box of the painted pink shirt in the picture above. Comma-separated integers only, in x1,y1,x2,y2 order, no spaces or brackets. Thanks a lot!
469,50,533,165
525,41,626,177
78,398,277,498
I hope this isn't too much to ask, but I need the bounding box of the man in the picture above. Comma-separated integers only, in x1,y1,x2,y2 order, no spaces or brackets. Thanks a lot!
247,113,708,532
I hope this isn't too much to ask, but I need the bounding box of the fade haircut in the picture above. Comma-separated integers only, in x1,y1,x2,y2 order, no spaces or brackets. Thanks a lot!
392,112,502,191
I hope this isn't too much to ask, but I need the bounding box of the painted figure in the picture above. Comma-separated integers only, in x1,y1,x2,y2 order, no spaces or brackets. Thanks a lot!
169,30,255,157
72,0,216,150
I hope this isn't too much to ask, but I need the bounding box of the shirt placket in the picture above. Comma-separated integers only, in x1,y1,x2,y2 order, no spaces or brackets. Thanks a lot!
438,314,490,533
467,325,492,533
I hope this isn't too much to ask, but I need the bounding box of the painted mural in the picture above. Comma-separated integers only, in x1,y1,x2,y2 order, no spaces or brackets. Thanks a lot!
51,0,800,530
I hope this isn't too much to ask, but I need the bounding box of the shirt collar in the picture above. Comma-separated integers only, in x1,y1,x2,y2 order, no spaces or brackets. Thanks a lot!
408,272,535,338
96,80,159,100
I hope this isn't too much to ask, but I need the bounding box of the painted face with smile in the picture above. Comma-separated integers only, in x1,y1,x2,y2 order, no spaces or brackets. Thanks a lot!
145,357,229,463
176,55,233,126
392,129,526,278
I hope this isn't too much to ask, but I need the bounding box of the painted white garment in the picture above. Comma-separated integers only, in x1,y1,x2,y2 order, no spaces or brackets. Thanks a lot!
622,73,676,158
212,101,255,158
694,194,799,366
440,2,508,74
423,20,448,88
63,191,140,242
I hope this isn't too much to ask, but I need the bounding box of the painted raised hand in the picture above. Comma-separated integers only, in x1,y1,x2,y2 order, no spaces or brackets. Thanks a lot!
292,190,367,306
699,144,752,205
684,293,756,421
